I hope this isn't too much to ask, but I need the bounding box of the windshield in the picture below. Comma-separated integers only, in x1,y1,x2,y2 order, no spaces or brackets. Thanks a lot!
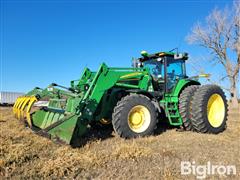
143,57,186,91
143,59,164,79
167,59,186,79
166,59,186,90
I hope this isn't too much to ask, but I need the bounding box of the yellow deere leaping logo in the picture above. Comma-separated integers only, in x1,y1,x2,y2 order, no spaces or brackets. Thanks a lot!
120,72,143,79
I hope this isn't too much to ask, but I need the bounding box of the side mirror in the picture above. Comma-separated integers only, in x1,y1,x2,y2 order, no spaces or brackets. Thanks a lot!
132,58,141,68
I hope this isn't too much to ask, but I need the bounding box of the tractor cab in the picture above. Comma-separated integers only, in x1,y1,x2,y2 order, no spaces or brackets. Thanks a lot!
135,51,188,92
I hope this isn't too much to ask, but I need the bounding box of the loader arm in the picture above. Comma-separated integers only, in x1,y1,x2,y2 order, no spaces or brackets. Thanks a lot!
13,63,150,144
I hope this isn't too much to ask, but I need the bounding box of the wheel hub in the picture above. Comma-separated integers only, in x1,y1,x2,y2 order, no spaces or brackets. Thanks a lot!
207,94,225,128
128,105,151,133
130,112,143,126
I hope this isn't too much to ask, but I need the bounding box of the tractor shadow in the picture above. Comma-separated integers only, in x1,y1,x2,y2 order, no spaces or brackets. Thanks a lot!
72,116,176,148
71,123,114,148
154,111,179,135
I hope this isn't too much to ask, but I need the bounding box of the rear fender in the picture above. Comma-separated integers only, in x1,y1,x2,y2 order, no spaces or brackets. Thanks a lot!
172,79,201,97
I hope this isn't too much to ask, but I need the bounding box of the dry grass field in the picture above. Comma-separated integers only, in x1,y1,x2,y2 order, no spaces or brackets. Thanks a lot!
0,105,239,179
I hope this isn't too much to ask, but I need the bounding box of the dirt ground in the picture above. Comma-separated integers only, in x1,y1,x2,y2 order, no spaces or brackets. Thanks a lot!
0,106,239,179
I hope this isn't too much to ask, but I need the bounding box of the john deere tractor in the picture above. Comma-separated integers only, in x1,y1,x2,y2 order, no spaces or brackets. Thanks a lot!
13,51,228,144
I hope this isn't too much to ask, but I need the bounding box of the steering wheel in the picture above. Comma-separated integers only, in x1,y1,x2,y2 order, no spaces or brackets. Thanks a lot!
152,68,158,75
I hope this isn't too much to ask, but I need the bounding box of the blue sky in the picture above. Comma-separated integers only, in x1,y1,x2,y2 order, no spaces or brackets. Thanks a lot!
0,0,236,95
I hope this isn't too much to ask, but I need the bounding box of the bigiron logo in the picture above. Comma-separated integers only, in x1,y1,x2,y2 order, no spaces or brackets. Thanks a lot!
181,161,236,179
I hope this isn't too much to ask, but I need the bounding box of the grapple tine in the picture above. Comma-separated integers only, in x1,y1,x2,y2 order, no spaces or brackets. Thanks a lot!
19,97,31,120
13,97,19,110
17,97,28,119
25,96,38,127
14,97,25,118
13,97,22,115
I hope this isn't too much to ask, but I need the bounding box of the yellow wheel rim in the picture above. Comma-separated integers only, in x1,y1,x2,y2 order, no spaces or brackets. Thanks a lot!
128,105,151,133
207,94,225,128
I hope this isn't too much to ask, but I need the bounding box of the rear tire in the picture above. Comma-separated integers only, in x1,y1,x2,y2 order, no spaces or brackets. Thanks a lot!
179,85,199,131
112,94,158,138
190,85,228,133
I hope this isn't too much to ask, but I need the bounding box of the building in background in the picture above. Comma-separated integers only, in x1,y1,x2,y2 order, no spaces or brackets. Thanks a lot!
0,91,25,105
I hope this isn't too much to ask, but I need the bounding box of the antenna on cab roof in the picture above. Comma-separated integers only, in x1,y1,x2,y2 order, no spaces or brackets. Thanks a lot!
169,47,179,54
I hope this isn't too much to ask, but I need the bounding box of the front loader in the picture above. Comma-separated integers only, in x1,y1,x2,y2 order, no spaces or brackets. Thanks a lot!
13,51,228,144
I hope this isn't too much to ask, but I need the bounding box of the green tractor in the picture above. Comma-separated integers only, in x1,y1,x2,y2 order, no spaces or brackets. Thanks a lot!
13,51,228,144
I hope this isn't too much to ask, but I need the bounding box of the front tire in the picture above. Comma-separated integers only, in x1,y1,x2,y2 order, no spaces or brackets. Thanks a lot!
190,85,228,133
112,94,158,138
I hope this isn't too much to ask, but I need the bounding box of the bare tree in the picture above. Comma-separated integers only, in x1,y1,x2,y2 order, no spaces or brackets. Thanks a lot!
186,1,240,108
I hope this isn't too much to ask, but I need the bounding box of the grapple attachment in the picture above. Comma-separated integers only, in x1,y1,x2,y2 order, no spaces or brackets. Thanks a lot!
13,96,38,127
13,85,87,144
